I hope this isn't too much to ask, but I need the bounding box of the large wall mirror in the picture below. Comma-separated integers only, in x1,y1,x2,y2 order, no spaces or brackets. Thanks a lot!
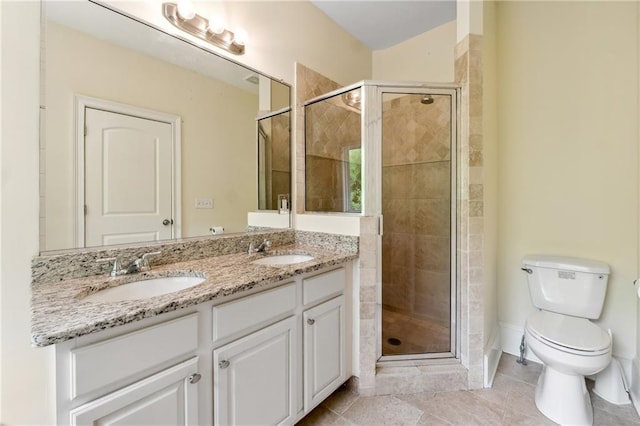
40,0,291,253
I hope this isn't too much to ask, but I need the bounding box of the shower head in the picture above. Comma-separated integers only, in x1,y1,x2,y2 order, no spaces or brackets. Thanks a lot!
421,95,434,105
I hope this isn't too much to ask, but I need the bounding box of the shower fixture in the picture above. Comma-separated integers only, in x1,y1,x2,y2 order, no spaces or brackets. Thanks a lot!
421,95,434,105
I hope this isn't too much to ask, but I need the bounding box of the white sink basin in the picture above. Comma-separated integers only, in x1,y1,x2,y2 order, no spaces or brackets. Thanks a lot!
251,254,314,266
83,276,205,303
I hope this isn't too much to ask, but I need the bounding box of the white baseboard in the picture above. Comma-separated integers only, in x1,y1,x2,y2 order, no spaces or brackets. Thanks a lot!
483,327,502,388
499,322,541,364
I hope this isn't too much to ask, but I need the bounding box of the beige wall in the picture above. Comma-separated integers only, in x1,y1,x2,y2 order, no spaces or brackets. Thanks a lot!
1,2,56,424
44,22,257,250
637,0,640,399
482,1,498,350
496,1,639,359
372,20,456,83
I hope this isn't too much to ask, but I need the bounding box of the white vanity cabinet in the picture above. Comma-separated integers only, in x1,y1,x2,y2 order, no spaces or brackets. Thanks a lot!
213,316,297,425
211,266,350,425
55,262,352,426
211,282,298,425
68,357,199,425
302,268,347,412
56,313,201,425
303,295,346,410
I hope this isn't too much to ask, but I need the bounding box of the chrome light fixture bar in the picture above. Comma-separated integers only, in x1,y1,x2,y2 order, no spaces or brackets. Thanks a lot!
162,2,246,55
342,88,362,109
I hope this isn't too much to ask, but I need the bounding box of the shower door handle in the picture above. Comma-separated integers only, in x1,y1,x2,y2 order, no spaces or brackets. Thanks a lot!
378,215,384,236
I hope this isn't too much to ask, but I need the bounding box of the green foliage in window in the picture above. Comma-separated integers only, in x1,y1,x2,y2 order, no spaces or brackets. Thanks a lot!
349,148,362,212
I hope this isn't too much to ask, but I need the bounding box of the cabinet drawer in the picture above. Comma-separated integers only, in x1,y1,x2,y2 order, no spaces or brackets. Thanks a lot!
212,281,296,344
70,357,199,425
71,313,198,399
303,268,345,306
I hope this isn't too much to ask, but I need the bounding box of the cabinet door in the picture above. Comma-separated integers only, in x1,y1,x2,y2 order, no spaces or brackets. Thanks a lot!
303,295,346,411
214,316,297,426
69,357,199,426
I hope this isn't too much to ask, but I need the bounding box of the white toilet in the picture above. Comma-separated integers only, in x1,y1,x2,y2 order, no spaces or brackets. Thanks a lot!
522,255,612,426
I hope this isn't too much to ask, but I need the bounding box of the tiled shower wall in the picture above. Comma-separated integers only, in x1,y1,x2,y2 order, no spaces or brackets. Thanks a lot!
295,63,341,214
270,112,291,209
381,94,452,327
296,36,485,391
455,34,485,389
305,99,360,211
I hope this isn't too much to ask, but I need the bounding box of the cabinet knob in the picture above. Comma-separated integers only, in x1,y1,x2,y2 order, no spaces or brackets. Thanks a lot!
188,373,201,384
307,318,315,325
219,360,230,369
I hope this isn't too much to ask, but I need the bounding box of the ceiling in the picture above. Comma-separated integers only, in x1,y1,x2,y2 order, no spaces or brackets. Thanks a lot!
310,0,457,50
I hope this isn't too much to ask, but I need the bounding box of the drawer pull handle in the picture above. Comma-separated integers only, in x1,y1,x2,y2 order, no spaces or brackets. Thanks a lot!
188,373,201,384
219,360,230,369
307,318,315,325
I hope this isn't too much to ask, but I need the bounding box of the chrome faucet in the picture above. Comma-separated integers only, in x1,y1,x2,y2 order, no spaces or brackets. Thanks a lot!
256,240,271,253
97,251,161,277
246,239,271,254
97,257,121,278
127,251,162,274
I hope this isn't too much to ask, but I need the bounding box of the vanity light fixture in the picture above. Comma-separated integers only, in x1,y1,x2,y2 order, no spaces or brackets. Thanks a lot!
162,2,246,55
342,89,362,109
176,0,196,20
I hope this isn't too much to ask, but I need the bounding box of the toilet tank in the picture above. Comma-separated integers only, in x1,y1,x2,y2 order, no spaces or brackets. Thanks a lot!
522,255,610,319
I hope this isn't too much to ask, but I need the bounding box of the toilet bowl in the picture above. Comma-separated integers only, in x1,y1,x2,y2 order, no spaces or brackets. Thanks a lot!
525,311,611,425
522,255,612,426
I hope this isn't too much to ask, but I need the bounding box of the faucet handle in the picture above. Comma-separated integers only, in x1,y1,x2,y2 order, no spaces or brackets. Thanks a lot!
140,251,161,269
142,251,161,262
97,257,119,277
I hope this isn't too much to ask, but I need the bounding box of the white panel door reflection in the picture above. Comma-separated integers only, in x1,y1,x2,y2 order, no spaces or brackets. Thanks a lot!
84,108,173,247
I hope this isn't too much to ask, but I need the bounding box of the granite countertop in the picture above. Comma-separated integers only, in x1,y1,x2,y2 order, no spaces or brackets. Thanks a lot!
31,244,357,347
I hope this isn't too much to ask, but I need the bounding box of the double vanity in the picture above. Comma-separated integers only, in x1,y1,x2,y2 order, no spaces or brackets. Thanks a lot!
31,230,358,425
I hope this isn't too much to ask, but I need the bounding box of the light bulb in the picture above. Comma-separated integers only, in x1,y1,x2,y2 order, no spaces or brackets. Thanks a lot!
342,89,362,108
232,28,248,46
176,0,196,20
208,16,225,34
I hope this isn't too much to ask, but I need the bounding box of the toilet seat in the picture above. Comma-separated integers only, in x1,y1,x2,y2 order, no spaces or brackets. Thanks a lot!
526,310,610,356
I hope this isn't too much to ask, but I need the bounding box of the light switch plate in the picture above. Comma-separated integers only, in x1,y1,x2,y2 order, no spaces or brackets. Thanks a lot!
195,198,213,209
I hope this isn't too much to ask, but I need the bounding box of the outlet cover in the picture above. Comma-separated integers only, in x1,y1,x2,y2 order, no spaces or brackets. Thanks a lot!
195,198,213,209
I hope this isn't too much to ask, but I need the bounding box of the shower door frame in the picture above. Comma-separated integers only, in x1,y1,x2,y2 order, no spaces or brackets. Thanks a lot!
301,81,461,362
363,82,460,363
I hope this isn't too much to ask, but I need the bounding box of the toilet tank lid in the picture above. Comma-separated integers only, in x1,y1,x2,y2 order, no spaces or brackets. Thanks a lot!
522,255,610,274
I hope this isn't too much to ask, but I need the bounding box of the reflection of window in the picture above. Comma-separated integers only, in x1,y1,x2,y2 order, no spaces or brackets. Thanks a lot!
344,147,362,213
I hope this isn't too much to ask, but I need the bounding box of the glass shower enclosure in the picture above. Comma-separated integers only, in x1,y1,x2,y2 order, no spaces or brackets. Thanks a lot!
305,81,459,361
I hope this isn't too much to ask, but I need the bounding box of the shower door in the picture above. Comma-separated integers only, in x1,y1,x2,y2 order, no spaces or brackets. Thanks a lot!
379,88,457,360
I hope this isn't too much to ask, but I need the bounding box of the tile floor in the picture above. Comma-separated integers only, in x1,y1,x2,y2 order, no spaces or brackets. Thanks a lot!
297,354,640,425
